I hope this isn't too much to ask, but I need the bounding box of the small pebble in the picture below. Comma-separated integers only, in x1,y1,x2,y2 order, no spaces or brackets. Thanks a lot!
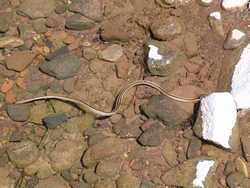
7,104,30,122
42,113,68,129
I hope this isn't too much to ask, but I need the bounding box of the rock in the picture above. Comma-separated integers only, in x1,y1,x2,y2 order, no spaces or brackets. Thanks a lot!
140,95,190,127
241,135,250,162
18,23,34,40
32,18,48,34
24,154,55,179
42,113,68,129
150,17,182,41
100,44,123,62
193,92,239,151
226,172,245,188
70,181,92,188
63,77,76,93
51,100,79,117
0,12,11,33
221,0,248,11
65,14,95,31
161,140,178,167
49,139,87,171
140,181,155,188
82,47,97,61
156,0,193,7
96,160,120,177
95,179,116,188
7,104,30,122
115,56,130,79
17,0,56,19
224,29,246,50
146,40,186,76
40,54,82,79
7,140,40,168
161,157,218,188
137,122,166,146
187,137,202,159
83,168,99,184
34,175,70,188
0,36,24,48
199,0,213,6
116,173,141,188
82,137,127,167
112,118,142,138
183,32,199,57
0,166,17,188
208,11,224,37
68,0,103,21
46,46,69,61
55,0,67,14
5,51,36,72
100,19,130,42
30,103,53,124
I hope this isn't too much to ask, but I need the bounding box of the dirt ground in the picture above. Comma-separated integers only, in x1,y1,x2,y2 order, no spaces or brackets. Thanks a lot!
0,0,250,187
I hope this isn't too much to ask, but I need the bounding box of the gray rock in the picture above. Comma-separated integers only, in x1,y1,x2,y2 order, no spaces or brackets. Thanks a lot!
116,173,141,188
100,44,123,62
17,0,56,19
7,140,40,168
65,14,95,31
40,54,82,79
137,122,166,146
146,40,186,76
150,17,182,41
187,137,202,159
42,113,68,129
46,46,69,60
68,0,103,21
226,172,245,188
140,95,190,127
0,12,12,33
32,18,48,33
7,104,30,122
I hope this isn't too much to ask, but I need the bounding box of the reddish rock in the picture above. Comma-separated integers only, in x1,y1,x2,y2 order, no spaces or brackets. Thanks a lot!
5,90,16,104
115,56,129,78
5,51,36,72
1,79,15,93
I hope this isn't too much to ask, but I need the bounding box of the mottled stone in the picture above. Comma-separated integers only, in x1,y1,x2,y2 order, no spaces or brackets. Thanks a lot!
116,173,141,188
96,160,120,177
30,103,53,124
34,176,70,188
0,36,24,48
100,44,123,62
42,113,68,129
7,104,30,122
65,14,95,31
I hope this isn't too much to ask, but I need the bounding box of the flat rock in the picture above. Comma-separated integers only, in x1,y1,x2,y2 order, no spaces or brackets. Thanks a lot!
7,104,30,122
208,11,224,37
140,95,191,127
34,176,70,188
17,0,56,19
40,54,82,79
42,113,68,129
224,29,246,50
65,14,95,31
0,12,12,33
95,179,116,188
100,44,123,62
5,51,36,72
7,140,40,168
116,173,141,188
150,16,182,41
49,139,87,171
222,0,248,10
68,0,103,21
96,160,121,178
0,36,24,48
0,166,17,188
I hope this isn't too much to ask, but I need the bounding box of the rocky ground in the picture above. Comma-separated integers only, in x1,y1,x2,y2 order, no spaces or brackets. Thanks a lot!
0,0,249,187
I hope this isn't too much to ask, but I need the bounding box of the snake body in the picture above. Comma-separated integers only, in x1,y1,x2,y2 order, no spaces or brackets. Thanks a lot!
16,80,201,117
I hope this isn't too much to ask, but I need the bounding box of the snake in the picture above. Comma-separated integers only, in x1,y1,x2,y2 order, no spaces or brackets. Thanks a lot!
15,80,201,117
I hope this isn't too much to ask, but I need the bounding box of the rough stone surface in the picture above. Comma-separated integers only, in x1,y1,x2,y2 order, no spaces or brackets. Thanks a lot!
49,139,87,171
156,0,193,7
0,166,17,188
151,17,182,41
34,175,70,188
226,172,245,188
5,51,36,72
40,54,82,79
65,14,95,31
100,44,123,62
42,113,68,129
140,95,190,127
7,104,30,122
224,29,247,50
18,0,56,19
116,173,141,188
7,140,40,168
95,179,116,188
30,103,53,124
208,12,224,37
96,160,120,177
0,37,24,48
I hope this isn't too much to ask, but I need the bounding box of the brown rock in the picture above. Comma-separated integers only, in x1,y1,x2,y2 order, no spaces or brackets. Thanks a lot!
34,175,70,188
224,29,247,50
183,32,199,57
0,37,24,48
5,51,36,72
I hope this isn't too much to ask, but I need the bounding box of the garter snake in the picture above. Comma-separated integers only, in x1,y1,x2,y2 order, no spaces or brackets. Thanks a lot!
15,80,201,117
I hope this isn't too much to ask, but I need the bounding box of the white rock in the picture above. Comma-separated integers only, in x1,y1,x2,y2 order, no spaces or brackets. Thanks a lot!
222,0,248,10
193,160,215,188
231,43,250,109
209,11,221,20
200,92,237,148
148,44,163,60
231,29,246,40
